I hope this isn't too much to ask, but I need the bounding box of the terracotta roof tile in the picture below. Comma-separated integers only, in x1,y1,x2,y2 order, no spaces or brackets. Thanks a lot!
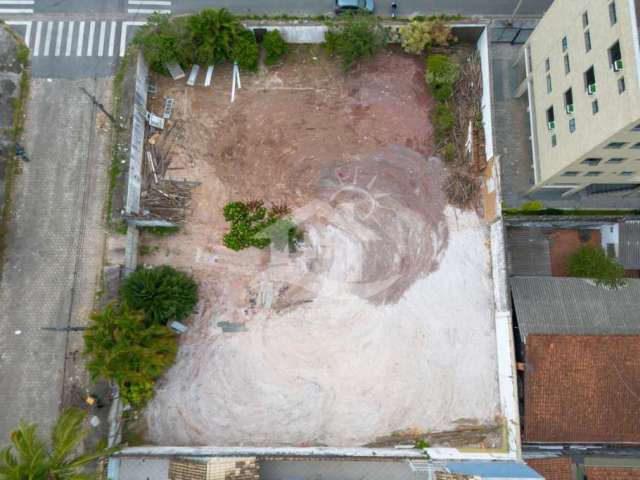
584,466,640,480
526,458,573,480
524,335,640,443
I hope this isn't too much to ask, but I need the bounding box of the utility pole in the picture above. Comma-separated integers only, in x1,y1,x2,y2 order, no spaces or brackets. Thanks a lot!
79,86,117,125
509,0,524,25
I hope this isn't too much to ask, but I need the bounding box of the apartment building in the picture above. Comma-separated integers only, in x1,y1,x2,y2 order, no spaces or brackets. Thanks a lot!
520,0,640,195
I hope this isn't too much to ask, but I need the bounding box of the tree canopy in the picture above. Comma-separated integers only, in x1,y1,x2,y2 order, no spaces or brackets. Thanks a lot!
567,244,626,289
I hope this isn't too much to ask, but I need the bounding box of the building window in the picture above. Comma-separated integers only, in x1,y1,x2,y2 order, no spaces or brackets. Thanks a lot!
582,158,602,166
546,74,552,93
592,99,599,114
564,54,570,74
545,58,550,72
607,157,626,163
569,118,576,133
562,36,568,52
584,30,592,52
564,88,574,114
546,106,555,125
551,134,557,147
609,1,617,25
620,171,635,176
618,77,626,94
585,171,602,176
583,11,589,28
608,40,622,68
605,142,627,149
631,143,640,149
584,66,596,92
562,171,580,176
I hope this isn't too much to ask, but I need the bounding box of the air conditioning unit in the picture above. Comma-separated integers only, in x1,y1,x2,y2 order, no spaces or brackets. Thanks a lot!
566,104,574,114
587,83,597,95
614,59,624,71
548,120,556,130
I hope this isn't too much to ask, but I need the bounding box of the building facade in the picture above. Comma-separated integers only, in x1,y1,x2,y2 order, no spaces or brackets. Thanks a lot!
521,0,640,195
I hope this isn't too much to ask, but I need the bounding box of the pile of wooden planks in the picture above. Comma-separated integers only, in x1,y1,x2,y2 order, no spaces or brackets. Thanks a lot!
140,180,197,224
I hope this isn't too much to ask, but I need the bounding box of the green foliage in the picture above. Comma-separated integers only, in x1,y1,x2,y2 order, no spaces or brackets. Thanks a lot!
325,14,388,71
84,303,177,408
141,225,179,236
414,439,430,449
521,200,544,212
434,103,455,143
121,265,198,324
15,44,29,67
399,19,455,55
132,9,258,74
567,245,626,289
0,408,114,479
132,13,183,73
444,141,457,163
425,54,460,102
233,30,260,71
223,201,303,252
263,29,288,65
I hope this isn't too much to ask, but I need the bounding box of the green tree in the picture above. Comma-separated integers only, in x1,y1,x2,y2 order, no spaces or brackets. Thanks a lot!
425,54,460,102
84,303,178,407
132,13,183,73
232,30,260,71
186,8,244,65
400,19,455,55
325,14,388,71
0,408,113,480
567,245,626,289
121,266,198,325
263,30,288,65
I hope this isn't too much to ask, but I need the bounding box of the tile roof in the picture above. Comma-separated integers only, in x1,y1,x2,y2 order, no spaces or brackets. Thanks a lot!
584,466,640,480
620,221,640,269
510,277,640,343
524,335,640,444
526,458,573,480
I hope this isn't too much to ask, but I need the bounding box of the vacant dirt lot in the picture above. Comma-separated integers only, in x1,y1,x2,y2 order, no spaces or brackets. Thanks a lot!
141,46,501,447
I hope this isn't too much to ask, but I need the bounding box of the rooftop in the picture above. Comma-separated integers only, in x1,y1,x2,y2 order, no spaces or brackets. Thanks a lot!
511,276,640,342
584,466,640,480
524,334,640,444
525,457,573,480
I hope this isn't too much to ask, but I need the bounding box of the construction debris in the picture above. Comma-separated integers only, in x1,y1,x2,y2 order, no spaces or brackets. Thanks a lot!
140,180,195,224
444,171,479,209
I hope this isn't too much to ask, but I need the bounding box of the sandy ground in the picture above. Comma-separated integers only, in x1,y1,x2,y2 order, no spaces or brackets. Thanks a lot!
141,47,500,447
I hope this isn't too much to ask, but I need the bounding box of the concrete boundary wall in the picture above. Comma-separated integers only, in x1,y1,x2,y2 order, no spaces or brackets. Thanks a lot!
125,50,148,215
477,27,495,161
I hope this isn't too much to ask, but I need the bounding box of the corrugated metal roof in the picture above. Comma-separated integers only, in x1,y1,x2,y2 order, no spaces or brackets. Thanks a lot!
620,220,640,269
506,228,552,276
510,276,640,343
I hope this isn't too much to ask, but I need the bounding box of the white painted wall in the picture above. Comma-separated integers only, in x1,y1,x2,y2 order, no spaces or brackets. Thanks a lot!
477,27,495,161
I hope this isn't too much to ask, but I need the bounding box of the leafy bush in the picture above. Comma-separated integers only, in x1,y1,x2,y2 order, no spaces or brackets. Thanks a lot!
223,201,303,251
121,266,198,324
567,245,626,289
263,29,288,65
132,13,183,73
325,14,388,71
185,8,245,65
84,303,177,407
400,19,455,55
444,141,457,163
414,439,430,449
425,54,460,102
133,8,259,73
434,103,455,143
233,30,260,71
521,200,544,212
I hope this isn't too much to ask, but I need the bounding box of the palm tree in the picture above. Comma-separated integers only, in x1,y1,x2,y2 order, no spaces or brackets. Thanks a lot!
0,408,114,480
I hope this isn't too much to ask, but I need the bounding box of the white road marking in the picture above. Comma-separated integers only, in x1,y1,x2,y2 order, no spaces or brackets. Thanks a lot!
0,0,34,3
127,8,171,14
76,21,85,56
43,21,53,56
65,20,74,56
32,21,42,56
6,20,32,48
0,8,33,13
120,21,144,57
54,21,63,56
86,21,95,56
128,0,171,4
108,21,116,57
97,21,106,57
24,20,31,48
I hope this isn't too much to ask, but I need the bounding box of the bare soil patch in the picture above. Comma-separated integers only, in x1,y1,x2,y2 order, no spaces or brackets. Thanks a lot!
141,46,501,447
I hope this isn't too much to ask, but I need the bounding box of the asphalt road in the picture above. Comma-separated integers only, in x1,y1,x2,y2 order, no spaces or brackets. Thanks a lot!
29,0,552,16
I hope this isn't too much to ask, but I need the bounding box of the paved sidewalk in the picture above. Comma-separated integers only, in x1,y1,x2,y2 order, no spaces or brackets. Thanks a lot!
0,77,111,440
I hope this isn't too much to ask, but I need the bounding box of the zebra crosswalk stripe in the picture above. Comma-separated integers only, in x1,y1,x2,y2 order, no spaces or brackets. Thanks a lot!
65,20,74,57
43,21,53,56
97,21,106,57
87,21,95,56
108,21,116,57
55,21,63,57
32,20,41,56
76,21,85,56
